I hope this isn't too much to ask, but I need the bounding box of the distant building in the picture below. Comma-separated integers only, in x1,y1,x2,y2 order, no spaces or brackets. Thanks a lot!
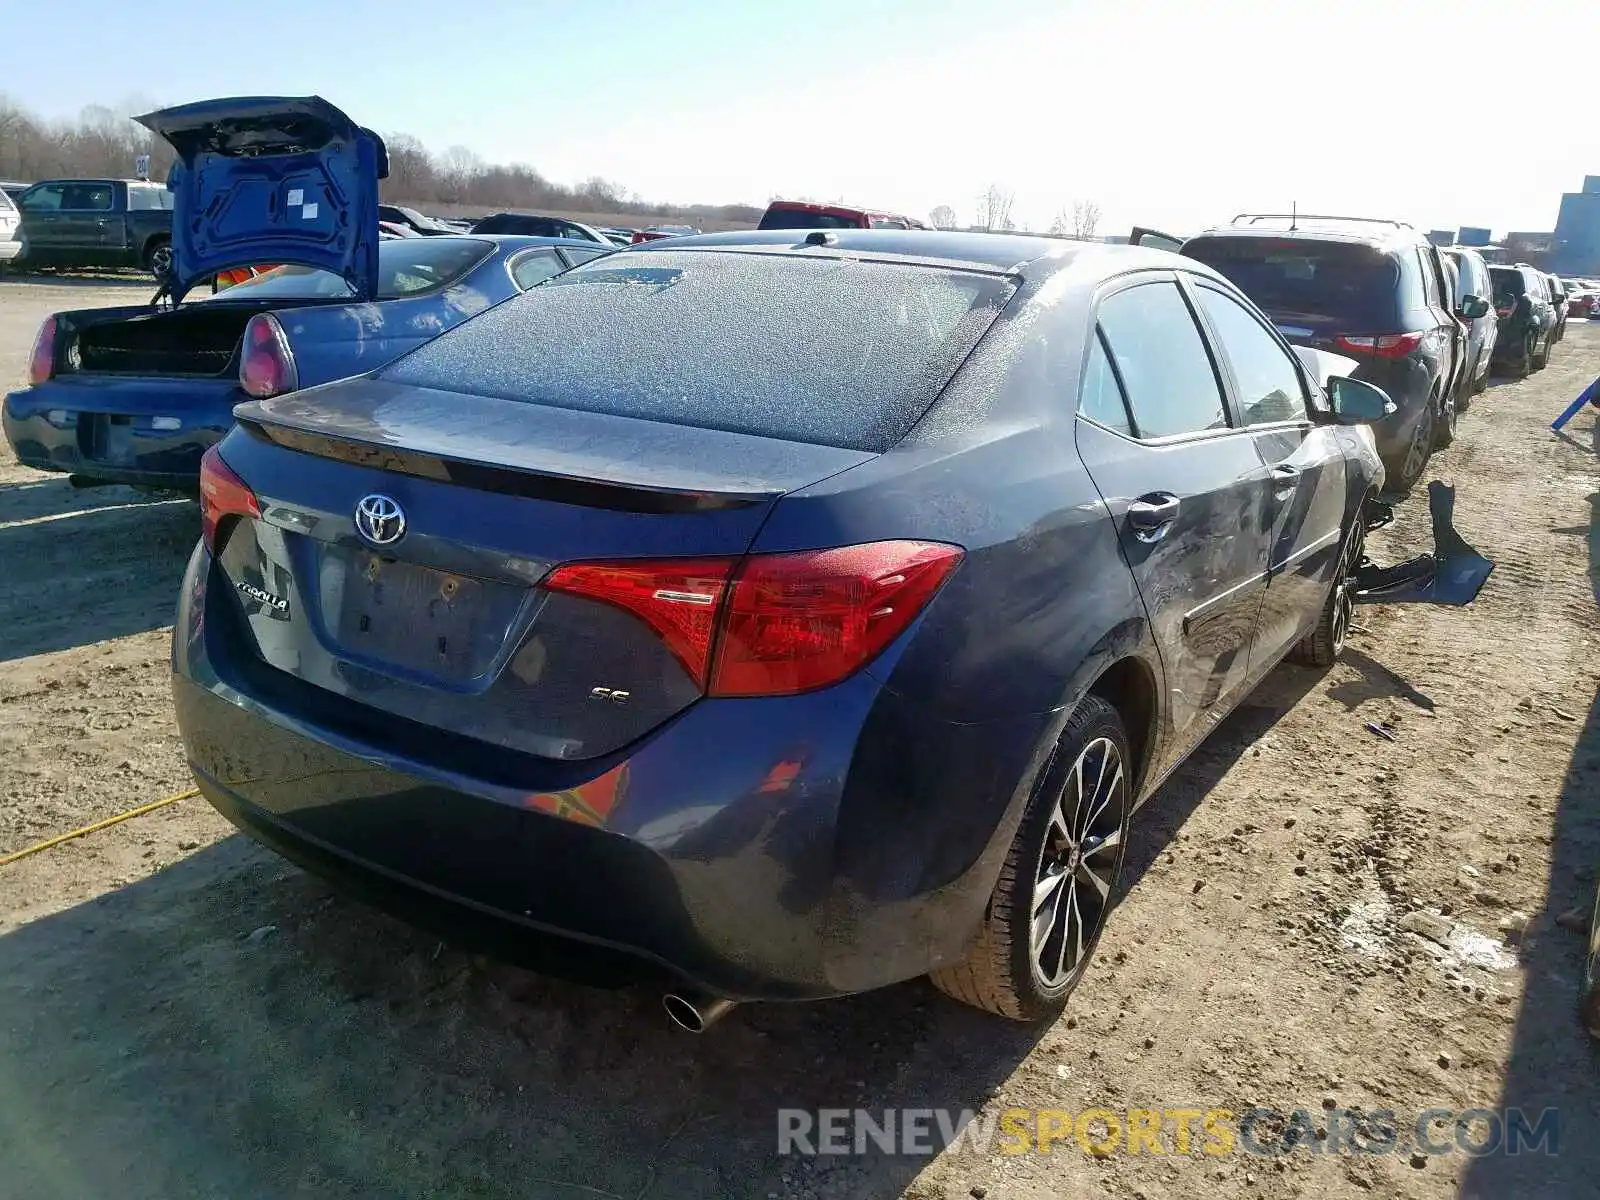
1458,226,1494,247
1552,176,1600,274
1427,230,1456,247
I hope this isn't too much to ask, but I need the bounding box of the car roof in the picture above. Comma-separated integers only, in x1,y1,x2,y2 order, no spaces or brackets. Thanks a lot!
621,227,1206,280
1187,221,1427,253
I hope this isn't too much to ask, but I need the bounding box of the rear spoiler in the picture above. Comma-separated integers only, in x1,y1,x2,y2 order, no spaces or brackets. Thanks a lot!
236,417,777,515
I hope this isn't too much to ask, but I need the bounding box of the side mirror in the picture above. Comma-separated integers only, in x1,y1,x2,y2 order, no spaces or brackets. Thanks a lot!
1328,376,1397,424
1459,295,1490,320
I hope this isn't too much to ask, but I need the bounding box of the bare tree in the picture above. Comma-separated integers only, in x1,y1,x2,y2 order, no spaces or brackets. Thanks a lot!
929,204,958,230
0,93,769,228
975,184,1015,232
1071,200,1102,241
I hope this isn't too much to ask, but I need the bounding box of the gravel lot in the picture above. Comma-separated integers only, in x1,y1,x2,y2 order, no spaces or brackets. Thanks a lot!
1,274,1598,1200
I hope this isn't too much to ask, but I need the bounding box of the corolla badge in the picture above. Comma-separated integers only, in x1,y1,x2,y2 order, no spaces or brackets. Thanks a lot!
235,580,288,613
354,494,406,546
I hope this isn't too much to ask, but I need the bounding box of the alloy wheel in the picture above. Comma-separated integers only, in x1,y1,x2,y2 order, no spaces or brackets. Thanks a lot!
1400,403,1434,489
1030,736,1127,989
148,243,173,278
1331,523,1363,655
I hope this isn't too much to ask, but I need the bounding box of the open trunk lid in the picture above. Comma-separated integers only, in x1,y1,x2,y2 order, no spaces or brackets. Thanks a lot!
136,95,388,306
209,379,875,762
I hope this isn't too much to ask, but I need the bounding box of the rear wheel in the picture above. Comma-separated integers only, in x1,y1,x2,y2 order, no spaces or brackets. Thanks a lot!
930,695,1131,1021
1392,399,1435,494
1507,332,1533,379
1433,388,1456,450
1290,512,1364,668
143,238,172,279
1532,333,1550,370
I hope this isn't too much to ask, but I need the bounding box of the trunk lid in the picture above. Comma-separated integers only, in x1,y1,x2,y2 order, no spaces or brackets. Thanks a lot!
210,379,874,761
135,95,388,305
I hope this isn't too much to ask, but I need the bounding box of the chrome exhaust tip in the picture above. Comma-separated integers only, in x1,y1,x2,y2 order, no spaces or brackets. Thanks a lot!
662,991,737,1033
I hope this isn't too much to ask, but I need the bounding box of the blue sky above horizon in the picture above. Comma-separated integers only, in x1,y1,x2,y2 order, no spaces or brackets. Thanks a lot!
6,0,1597,238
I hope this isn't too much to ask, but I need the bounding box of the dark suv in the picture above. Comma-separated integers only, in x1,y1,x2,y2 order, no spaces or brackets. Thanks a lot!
1134,215,1483,494
1546,274,1569,343
1488,265,1556,377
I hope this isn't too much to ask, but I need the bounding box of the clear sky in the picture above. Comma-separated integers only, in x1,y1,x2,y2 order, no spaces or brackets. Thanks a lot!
5,0,1596,237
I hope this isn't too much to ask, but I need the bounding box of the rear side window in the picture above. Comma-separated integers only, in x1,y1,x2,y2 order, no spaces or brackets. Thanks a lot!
1096,282,1227,439
510,249,566,290
1181,236,1402,328
758,207,859,231
1521,269,1547,299
1078,331,1132,434
382,250,1015,452
62,183,114,211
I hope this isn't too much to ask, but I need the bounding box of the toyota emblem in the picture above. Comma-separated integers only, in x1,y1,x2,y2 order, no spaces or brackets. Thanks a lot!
354,493,406,546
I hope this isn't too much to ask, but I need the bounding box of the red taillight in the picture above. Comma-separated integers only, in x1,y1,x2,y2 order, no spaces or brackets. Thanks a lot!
27,316,56,384
712,542,964,696
199,445,261,551
542,540,964,697
239,313,298,399
543,558,734,689
1333,333,1423,359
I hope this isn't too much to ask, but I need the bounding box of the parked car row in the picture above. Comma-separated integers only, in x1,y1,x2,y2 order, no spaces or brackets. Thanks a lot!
3,95,1496,1033
1128,215,1579,493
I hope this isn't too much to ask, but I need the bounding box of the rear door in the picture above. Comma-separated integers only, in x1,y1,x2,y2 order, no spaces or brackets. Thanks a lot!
1185,276,1348,668
1072,274,1276,770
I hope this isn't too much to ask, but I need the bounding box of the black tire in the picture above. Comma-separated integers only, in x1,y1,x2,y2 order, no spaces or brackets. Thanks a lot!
930,694,1132,1021
1433,389,1456,450
1532,333,1549,371
1290,511,1364,668
143,238,173,279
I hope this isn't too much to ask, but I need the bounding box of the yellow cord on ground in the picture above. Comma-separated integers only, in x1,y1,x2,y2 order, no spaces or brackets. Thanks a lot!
0,787,200,867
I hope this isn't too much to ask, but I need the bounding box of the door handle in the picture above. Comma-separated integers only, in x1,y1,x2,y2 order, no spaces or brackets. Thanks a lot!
1127,492,1180,542
1271,464,1300,497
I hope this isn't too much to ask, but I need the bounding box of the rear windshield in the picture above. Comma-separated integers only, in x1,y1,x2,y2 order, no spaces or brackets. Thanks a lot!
381,250,1016,451
199,238,493,302
1181,236,1402,326
473,214,556,236
757,207,860,231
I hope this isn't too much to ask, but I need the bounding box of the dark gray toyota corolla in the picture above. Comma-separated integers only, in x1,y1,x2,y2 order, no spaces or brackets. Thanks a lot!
173,229,1394,1026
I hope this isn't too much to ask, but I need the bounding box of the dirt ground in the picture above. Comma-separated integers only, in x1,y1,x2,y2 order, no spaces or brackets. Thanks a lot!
1,274,1597,1200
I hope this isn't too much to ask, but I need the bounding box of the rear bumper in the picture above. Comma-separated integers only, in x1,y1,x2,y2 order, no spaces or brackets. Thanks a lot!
3,381,237,489
172,543,1052,1001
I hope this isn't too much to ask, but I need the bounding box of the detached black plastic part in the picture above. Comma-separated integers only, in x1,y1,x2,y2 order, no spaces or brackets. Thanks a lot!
1353,481,1494,607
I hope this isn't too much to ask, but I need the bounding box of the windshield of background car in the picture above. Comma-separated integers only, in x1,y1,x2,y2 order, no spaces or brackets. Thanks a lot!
381,250,1017,451
201,238,493,302
757,207,859,230
1181,236,1402,327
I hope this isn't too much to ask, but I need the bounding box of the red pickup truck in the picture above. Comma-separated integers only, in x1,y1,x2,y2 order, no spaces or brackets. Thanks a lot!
757,200,928,231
